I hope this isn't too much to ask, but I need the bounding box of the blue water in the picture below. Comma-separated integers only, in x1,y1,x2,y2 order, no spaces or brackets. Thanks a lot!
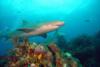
0,0,100,56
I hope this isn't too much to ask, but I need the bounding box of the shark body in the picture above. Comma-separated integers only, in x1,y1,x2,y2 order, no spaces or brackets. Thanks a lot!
17,21,64,38
0,21,64,41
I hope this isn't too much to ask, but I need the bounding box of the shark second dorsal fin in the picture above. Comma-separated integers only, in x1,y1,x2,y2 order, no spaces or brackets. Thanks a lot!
40,33,47,38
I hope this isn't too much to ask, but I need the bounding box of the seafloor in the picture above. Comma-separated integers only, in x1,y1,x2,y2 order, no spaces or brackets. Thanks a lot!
0,37,82,67
0,31,100,67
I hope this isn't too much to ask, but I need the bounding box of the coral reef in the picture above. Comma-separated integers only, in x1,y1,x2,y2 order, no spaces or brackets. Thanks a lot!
0,38,81,67
2,30,100,67
55,31,100,67
1,30,100,67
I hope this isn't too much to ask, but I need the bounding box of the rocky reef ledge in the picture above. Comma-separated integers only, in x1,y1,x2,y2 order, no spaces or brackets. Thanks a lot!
1,38,82,67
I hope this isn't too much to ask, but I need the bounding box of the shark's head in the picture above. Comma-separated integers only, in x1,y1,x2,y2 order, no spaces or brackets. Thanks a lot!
51,21,64,27
43,21,64,31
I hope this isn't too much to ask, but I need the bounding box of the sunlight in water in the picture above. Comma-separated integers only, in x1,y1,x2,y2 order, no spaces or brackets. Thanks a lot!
1,0,91,15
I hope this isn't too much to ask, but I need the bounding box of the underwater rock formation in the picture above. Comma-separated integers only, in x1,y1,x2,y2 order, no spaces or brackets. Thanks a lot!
68,35,95,66
94,31,100,67
1,30,100,67
55,34,70,52
0,38,82,67
66,31,100,67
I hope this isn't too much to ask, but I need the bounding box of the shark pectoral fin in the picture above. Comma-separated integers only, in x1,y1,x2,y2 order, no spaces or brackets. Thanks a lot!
17,28,34,33
40,33,47,38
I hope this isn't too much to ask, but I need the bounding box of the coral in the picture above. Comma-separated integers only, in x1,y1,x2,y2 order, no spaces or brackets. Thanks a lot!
65,31,100,67
2,38,81,67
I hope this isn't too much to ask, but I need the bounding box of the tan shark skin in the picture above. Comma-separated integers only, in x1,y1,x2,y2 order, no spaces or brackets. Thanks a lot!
18,21,64,37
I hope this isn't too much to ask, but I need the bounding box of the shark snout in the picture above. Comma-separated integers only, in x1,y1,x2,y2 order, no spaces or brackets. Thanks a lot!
50,21,64,26
56,22,64,26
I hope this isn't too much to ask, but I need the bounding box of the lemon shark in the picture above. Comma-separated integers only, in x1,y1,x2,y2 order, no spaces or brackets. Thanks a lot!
17,21,64,38
0,21,64,41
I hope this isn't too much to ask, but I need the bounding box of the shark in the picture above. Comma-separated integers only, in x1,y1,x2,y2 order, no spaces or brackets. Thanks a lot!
0,21,64,42
17,21,64,38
